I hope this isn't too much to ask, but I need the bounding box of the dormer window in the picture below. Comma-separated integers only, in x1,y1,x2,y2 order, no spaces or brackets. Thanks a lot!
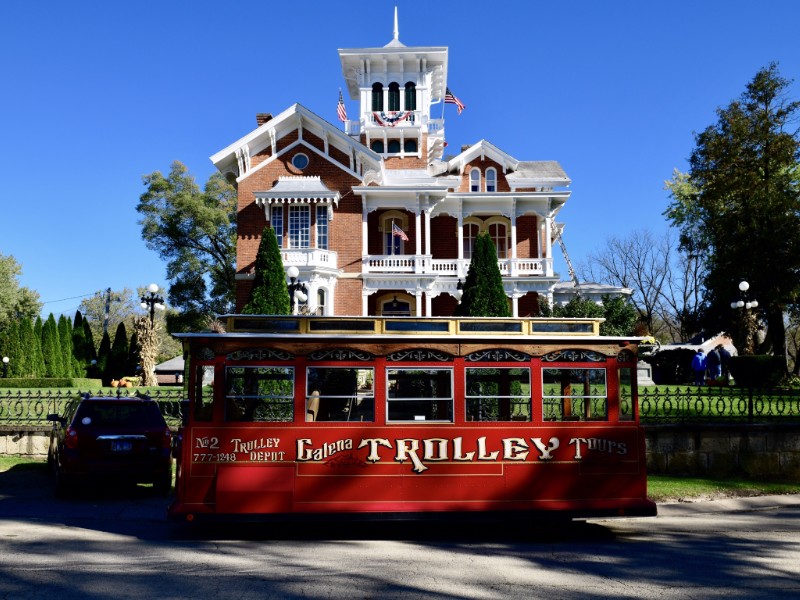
469,168,481,192
388,82,400,111
486,168,497,192
372,83,384,111
404,82,416,110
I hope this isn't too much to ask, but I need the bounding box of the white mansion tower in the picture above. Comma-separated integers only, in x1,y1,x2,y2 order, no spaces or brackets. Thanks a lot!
211,13,595,317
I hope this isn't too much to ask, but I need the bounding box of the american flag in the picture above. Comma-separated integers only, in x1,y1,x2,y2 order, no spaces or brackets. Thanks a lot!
392,222,409,241
337,90,347,122
445,87,465,114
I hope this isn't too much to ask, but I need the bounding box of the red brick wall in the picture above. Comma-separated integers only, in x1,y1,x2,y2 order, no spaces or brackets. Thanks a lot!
456,158,511,192
235,127,364,312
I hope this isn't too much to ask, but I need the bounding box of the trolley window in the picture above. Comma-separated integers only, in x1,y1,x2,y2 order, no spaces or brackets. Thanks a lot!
543,368,607,421
387,368,453,422
465,368,531,422
306,367,374,422
194,365,215,421
225,366,294,422
618,367,634,421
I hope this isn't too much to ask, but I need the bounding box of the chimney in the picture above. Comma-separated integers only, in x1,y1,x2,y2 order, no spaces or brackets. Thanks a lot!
461,145,470,153
256,113,273,126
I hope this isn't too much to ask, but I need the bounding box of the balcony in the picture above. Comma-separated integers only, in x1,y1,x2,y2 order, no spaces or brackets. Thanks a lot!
363,256,552,277
344,113,445,136
282,249,338,270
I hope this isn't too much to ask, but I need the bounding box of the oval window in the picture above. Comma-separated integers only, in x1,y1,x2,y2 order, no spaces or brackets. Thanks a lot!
292,153,309,170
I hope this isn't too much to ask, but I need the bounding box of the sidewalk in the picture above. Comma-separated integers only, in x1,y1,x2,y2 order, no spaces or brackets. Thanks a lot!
656,493,800,517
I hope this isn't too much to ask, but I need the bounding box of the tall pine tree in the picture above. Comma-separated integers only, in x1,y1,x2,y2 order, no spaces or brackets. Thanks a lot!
455,233,511,317
243,226,292,315
41,314,64,378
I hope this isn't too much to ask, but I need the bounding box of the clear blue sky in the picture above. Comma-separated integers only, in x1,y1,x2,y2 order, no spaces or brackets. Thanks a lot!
2,0,799,317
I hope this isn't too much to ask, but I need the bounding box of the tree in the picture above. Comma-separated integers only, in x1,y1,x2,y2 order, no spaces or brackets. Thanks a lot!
108,322,130,381
41,314,64,378
665,63,800,365
137,161,237,331
0,253,41,329
57,315,75,378
540,296,637,337
0,319,21,377
79,288,138,354
97,330,111,384
455,233,511,317
582,225,705,342
243,227,291,315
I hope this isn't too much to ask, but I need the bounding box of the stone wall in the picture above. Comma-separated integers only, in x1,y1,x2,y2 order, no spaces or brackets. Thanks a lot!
646,424,800,481
0,426,50,457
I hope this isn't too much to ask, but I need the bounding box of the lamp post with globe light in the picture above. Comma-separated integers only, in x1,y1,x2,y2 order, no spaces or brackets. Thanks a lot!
731,281,759,354
140,283,166,324
286,266,308,315
2,356,8,378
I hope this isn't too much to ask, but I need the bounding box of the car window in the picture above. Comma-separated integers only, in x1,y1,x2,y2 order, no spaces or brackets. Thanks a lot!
74,402,166,427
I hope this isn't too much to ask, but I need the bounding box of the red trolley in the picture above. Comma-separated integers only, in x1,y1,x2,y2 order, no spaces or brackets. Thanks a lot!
168,316,656,521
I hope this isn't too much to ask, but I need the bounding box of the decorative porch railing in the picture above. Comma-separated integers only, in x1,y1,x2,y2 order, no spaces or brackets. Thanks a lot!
282,249,337,270
364,256,551,277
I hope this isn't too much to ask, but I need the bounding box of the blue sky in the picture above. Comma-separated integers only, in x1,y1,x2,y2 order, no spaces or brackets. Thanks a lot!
2,0,799,317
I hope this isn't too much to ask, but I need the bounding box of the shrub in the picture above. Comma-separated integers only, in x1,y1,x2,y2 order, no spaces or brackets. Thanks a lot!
729,355,785,388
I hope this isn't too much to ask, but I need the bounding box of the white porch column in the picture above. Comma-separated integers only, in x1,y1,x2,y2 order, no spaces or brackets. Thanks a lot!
424,209,431,256
362,205,369,265
415,291,423,317
362,289,370,316
424,292,432,317
457,212,464,278
415,211,422,256
511,295,519,318
544,217,553,277
510,201,518,276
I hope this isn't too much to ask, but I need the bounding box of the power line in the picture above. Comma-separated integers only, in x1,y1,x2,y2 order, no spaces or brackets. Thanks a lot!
41,292,97,305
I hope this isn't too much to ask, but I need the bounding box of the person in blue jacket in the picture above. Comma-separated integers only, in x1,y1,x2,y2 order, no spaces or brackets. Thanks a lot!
691,349,707,386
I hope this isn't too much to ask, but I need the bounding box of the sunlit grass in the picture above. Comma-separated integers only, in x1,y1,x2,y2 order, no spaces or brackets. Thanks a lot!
648,474,800,502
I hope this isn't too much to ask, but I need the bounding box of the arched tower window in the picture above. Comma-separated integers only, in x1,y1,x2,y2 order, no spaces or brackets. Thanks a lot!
404,139,418,153
387,140,401,153
469,168,481,192
404,82,417,111
486,168,497,192
372,83,384,111
317,289,327,316
388,82,400,111
371,140,385,153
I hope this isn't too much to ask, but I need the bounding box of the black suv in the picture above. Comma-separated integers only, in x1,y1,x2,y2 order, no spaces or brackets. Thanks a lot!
47,395,173,496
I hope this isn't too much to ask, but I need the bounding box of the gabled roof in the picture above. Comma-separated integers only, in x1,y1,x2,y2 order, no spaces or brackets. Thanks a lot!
210,103,381,182
446,140,520,174
507,161,571,189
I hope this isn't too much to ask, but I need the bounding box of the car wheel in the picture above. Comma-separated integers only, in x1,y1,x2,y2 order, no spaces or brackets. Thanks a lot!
154,469,172,496
53,462,72,498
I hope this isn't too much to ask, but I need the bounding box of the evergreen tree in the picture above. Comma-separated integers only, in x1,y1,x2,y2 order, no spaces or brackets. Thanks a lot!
455,233,511,317
18,317,38,377
243,227,292,315
97,330,112,384
127,329,141,377
82,318,98,379
41,314,64,378
0,319,21,377
72,311,88,377
29,317,45,377
108,322,129,381
57,315,74,378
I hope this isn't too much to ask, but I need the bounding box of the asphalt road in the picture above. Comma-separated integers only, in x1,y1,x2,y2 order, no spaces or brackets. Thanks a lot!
2,463,799,599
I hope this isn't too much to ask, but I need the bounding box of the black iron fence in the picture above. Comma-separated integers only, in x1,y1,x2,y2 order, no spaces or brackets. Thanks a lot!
2,386,800,427
639,385,800,423
0,389,186,427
